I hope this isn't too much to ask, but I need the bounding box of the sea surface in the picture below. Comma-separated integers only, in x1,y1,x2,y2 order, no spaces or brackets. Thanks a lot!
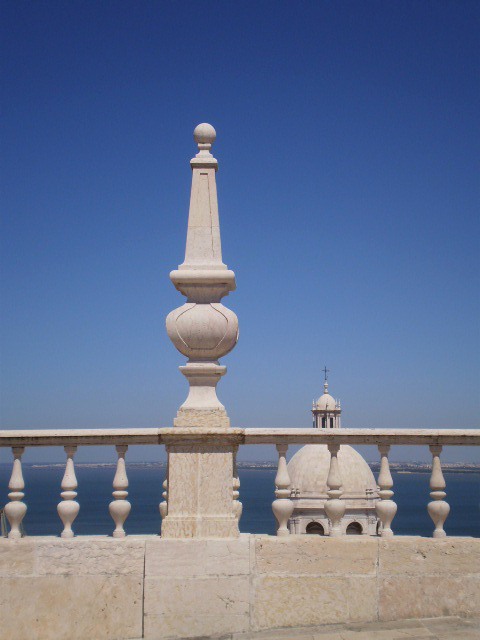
1,465,479,537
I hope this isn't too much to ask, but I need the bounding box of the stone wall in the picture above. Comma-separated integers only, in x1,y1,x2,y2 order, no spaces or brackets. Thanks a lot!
1,535,479,639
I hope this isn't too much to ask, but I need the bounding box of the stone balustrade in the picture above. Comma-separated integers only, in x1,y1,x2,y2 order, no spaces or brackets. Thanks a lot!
0,128,465,543
1,427,478,540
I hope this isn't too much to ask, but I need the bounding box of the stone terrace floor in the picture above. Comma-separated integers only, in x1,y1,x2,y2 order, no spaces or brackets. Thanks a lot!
229,616,480,640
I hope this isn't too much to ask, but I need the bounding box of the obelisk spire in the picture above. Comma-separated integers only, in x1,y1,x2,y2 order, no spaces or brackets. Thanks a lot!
166,124,238,428
180,123,226,271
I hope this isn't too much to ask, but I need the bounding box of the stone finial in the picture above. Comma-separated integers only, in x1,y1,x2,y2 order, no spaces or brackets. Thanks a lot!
194,123,216,150
166,124,238,428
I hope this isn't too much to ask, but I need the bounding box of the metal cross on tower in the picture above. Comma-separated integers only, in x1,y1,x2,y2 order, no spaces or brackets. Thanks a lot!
322,365,329,382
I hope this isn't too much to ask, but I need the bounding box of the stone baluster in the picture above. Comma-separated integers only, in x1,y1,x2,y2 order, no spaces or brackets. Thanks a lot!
324,443,345,536
109,445,131,538
57,445,80,538
272,444,294,536
233,447,242,521
4,447,27,539
159,479,168,520
427,445,450,538
375,444,397,537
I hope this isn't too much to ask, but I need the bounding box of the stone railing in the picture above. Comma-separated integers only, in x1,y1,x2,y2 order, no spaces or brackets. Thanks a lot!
245,428,480,539
1,427,478,540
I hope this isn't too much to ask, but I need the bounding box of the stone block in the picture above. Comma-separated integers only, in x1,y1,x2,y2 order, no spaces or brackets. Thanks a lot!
0,575,143,640
345,576,381,622
254,536,377,576
0,539,36,576
379,575,480,621
145,536,250,577
144,575,250,638
34,537,146,576
174,408,230,428
161,445,240,538
253,575,377,630
379,537,480,576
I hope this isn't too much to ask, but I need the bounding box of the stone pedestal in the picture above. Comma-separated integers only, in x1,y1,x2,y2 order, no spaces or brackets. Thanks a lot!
161,445,238,538
173,363,230,428
173,408,230,428
161,429,243,538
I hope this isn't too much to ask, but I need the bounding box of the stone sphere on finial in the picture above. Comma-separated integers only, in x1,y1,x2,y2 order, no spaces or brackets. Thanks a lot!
194,123,216,146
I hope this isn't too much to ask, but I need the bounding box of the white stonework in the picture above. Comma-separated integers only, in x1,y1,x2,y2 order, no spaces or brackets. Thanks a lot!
312,380,342,429
161,444,240,538
288,444,379,535
162,124,240,537
166,122,238,429
1,535,479,639
288,378,379,536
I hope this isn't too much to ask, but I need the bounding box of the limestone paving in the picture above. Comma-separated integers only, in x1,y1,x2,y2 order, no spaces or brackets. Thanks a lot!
231,616,480,639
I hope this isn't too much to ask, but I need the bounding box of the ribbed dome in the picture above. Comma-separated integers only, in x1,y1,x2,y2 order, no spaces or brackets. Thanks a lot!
288,444,378,496
315,393,338,410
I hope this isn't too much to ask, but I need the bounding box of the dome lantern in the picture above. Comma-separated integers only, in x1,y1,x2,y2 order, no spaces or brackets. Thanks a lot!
312,368,341,429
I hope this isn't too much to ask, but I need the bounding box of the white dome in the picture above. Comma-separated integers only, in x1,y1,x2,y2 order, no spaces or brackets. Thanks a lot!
288,444,378,497
315,393,338,410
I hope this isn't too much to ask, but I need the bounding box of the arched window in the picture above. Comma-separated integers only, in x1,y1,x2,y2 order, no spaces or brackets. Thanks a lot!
305,521,325,535
346,521,363,535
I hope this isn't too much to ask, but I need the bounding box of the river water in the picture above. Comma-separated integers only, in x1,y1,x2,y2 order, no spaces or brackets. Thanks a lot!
1,465,479,537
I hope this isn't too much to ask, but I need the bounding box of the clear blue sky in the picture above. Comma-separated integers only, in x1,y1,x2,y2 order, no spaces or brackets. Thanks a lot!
1,1,479,463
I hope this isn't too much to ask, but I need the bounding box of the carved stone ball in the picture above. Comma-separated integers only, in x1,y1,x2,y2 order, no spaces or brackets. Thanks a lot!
194,123,216,146
166,302,238,360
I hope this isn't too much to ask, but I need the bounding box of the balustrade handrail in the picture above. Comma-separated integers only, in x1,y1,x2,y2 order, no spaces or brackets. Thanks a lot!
243,428,480,445
0,428,162,447
0,427,479,447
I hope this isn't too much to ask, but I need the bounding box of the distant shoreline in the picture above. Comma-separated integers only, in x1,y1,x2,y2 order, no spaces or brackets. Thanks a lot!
1,462,479,474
